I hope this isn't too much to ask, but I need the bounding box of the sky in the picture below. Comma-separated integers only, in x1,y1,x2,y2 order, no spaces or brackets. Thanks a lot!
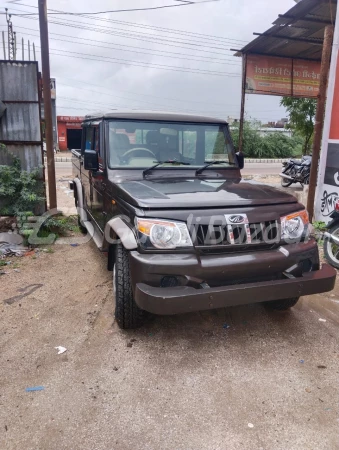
1,0,297,122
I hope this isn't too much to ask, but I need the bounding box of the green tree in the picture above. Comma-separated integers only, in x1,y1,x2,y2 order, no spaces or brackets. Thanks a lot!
230,121,304,158
280,97,317,155
230,121,262,157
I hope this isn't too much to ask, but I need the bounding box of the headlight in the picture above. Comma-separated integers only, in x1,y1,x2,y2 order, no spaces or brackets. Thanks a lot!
136,218,193,249
281,210,309,241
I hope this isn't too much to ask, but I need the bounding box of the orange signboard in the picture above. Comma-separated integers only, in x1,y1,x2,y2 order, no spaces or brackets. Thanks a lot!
245,55,321,98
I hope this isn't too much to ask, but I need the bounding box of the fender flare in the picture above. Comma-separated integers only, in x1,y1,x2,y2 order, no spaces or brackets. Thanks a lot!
73,177,88,223
104,216,138,251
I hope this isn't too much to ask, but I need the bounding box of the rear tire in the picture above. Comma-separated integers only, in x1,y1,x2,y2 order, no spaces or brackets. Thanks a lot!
281,167,296,188
265,297,300,311
113,243,146,329
324,223,339,269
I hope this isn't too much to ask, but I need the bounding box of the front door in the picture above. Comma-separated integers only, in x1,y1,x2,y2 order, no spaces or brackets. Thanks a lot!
89,124,107,232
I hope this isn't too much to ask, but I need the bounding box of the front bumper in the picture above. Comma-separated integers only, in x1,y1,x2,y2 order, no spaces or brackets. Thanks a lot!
134,265,335,315
129,241,336,315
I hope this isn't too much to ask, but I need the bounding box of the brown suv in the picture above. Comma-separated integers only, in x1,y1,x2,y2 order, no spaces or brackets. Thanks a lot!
71,112,336,329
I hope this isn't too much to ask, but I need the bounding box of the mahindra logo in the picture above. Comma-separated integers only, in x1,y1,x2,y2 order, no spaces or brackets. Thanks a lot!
228,215,245,224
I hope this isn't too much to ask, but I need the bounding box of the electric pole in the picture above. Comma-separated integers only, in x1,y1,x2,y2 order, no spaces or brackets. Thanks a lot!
5,9,16,60
38,0,57,210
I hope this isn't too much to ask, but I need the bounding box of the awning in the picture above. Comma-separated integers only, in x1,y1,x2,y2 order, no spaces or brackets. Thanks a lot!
234,0,337,61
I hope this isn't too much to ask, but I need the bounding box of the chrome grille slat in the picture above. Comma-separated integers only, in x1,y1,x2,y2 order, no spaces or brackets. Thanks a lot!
193,220,279,247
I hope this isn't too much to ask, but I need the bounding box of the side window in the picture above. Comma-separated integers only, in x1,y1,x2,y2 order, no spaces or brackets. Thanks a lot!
94,126,100,153
85,127,94,150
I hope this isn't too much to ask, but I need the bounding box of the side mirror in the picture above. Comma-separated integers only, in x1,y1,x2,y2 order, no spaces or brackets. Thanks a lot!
84,149,99,171
236,152,244,169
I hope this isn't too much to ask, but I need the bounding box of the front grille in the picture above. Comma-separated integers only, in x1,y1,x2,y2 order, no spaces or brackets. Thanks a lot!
193,220,280,248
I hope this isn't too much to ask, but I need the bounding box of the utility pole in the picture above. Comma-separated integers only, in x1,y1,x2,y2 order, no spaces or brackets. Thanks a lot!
38,0,57,210
5,9,15,61
307,25,334,221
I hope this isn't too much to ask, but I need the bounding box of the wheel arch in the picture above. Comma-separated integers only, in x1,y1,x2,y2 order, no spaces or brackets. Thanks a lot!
73,177,87,223
104,216,138,270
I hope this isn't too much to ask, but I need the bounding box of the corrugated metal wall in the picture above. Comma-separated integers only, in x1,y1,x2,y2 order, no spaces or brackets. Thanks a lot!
0,103,41,142
0,60,45,212
0,61,41,144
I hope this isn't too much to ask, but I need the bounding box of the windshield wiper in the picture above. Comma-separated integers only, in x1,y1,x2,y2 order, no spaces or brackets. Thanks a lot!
143,160,190,177
196,160,235,175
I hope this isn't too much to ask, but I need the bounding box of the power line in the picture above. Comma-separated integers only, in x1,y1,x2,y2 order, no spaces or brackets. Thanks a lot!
9,6,239,52
9,33,239,75
57,94,242,115
7,7,241,55
6,25,241,65
18,15,237,52
56,96,282,119
11,0,221,16
72,16,247,45
11,3,247,45
58,76,242,108
31,45,241,77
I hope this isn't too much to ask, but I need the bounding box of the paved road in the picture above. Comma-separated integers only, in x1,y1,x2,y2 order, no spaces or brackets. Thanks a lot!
55,161,283,178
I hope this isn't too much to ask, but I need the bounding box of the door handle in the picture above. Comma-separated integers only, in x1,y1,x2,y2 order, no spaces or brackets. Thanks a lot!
102,183,107,190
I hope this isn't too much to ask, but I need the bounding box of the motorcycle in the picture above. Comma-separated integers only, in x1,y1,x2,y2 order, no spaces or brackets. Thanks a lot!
279,155,311,188
323,199,339,269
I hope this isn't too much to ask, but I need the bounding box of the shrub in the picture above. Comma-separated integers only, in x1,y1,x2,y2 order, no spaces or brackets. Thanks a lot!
0,145,45,215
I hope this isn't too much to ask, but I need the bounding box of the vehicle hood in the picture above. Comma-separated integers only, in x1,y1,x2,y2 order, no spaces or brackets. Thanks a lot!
116,178,297,209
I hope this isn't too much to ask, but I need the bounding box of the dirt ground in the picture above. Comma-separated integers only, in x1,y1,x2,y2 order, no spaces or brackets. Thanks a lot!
1,175,339,450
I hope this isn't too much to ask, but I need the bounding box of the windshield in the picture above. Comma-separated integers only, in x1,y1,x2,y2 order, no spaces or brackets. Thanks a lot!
107,120,236,169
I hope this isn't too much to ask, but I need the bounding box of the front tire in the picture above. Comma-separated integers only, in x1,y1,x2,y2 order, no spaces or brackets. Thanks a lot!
265,297,300,311
324,223,339,269
281,177,293,188
113,243,146,329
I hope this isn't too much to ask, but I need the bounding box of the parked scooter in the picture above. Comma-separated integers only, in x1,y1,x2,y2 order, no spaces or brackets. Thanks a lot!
323,199,339,269
279,155,311,187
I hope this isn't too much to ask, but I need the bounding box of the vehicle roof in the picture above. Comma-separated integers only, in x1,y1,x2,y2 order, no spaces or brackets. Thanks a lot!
83,111,228,124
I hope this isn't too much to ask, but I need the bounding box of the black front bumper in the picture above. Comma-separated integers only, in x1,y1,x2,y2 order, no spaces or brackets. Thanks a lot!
129,240,336,315
134,264,335,315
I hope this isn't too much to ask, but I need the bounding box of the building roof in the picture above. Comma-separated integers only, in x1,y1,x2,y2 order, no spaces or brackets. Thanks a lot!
83,111,228,124
234,0,337,61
